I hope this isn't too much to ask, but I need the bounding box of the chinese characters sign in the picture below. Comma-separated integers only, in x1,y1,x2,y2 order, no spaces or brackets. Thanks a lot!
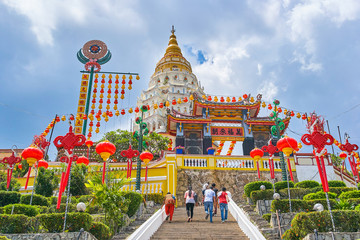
211,127,244,137
74,74,89,134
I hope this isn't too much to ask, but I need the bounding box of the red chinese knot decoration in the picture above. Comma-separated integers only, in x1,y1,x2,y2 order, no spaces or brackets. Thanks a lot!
120,145,139,179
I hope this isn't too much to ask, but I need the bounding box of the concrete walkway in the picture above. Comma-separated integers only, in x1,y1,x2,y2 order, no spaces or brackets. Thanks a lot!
151,206,249,240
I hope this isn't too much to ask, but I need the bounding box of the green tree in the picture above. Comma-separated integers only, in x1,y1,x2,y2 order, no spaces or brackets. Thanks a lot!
70,163,89,196
331,154,342,167
0,170,21,191
93,130,169,161
12,160,29,178
35,168,60,197
85,171,130,234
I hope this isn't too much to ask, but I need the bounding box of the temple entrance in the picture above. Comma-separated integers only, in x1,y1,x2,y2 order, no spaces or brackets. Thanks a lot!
185,131,202,154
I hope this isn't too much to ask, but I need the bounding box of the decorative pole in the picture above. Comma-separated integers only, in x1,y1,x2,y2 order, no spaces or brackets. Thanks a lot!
133,105,150,191
140,152,154,200
338,137,359,189
250,148,264,179
95,140,116,184
269,99,287,181
53,124,86,231
1,148,21,191
121,145,140,189
301,113,336,232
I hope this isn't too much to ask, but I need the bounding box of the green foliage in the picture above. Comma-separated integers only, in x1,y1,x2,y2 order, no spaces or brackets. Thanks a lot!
262,213,271,222
282,210,360,240
89,222,112,240
38,212,92,233
85,204,103,214
144,193,163,204
0,236,10,240
120,191,143,217
294,180,319,189
0,171,21,192
327,180,346,188
330,154,343,167
96,130,169,162
339,190,360,200
0,191,21,207
250,189,274,202
3,204,39,217
20,194,49,206
48,203,76,213
78,195,92,203
12,160,29,178
70,164,89,196
86,171,130,233
37,206,49,214
244,181,273,198
271,199,337,213
279,188,315,199
0,214,36,234
35,168,60,197
334,199,354,210
275,181,294,192
347,198,360,208
303,191,336,200
355,205,360,211
0,207,3,214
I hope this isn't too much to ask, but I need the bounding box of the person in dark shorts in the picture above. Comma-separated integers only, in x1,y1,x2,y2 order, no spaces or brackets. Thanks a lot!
211,183,218,216
184,186,196,222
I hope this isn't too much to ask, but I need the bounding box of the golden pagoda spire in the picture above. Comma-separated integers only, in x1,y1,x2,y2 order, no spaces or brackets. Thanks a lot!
165,25,182,56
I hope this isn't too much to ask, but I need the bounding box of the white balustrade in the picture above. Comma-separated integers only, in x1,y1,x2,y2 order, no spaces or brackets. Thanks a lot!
183,158,207,167
120,182,163,194
216,159,255,169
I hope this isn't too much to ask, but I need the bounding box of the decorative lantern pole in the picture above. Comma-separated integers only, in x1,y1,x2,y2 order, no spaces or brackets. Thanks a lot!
301,113,336,232
85,139,93,159
269,99,287,181
139,151,154,200
76,156,90,166
339,137,359,189
133,105,150,191
53,125,85,232
250,148,264,179
22,146,43,191
1,148,21,191
120,145,140,188
262,140,279,193
95,140,116,184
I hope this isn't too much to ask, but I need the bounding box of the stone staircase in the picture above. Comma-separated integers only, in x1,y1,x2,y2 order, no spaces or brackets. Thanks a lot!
151,206,249,240
239,201,281,240
112,202,160,240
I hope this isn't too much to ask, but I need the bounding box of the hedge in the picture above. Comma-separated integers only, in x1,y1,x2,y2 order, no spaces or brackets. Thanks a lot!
244,181,273,198
279,188,316,199
262,213,271,223
48,196,78,205
327,180,346,188
271,199,337,213
250,189,274,202
275,181,294,192
347,198,360,208
121,191,143,217
144,193,164,204
355,205,360,211
38,212,92,233
339,190,360,200
3,204,39,217
0,214,36,234
282,210,360,240
0,191,21,207
89,222,112,240
294,180,319,189
77,195,93,203
85,204,103,214
303,191,337,200
49,203,76,213
0,207,3,214
20,194,49,206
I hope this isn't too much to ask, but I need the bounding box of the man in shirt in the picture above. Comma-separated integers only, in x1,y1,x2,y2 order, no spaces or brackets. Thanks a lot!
203,185,216,223
211,183,218,216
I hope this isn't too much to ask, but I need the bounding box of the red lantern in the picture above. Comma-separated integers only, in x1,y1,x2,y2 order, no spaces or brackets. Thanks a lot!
339,152,347,160
76,156,89,166
22,146,43,190
140,151,154,182
172,99,177,105
243,94,248,99
183,97,188,103
85,140,93,148
250,148,264,179
302,114,307,120
159,103,164,108
277,136,298,181
18,164,22,170
96,140,116,184
121,109,125,115
232,97,236,102
37,160,48,169
207,96,212,101
268,104,272,110
290,111,295,117
220,97,225,102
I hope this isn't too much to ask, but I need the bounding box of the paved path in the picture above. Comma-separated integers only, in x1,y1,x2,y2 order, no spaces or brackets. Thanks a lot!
151,206,249,240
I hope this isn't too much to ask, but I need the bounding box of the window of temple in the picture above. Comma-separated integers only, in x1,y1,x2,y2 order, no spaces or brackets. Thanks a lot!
177,90,180,93
172,87,174,93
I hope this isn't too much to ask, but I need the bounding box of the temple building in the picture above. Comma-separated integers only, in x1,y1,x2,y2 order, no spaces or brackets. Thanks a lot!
137,27,290,154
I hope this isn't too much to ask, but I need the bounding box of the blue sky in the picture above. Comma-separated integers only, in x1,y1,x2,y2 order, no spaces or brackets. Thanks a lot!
1,0,360,160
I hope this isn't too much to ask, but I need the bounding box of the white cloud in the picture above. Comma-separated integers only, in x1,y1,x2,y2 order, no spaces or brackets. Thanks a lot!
258,72,279,102
257,63,262,75
1,0,144,46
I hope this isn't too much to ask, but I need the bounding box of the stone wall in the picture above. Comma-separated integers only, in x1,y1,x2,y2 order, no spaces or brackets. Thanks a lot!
2,231,97,240
303,232,360,240
255,200,273,216
176,169,293,206
270,212,297,234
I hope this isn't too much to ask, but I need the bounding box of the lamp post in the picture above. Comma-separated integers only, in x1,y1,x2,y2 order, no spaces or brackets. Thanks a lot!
133,105,150,191
273,192,282,238
269,100,287,181
95,140,116,184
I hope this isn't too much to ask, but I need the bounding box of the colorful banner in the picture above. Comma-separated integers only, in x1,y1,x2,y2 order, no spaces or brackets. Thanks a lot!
74,74,89,134
211,127,244,137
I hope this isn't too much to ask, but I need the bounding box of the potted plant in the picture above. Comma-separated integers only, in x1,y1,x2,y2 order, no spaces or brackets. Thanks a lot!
207,147,216,155
175,146,185,154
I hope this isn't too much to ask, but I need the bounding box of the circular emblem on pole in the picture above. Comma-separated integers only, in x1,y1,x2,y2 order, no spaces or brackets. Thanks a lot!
83,40,108,59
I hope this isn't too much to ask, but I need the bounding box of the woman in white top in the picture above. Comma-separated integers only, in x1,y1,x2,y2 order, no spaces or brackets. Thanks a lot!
184,186,196,222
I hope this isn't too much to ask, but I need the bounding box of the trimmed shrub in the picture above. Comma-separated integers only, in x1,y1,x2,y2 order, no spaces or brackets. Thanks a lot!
244,181,273,198
271,199,337,213
0,207,3,214
294,180,319,189
250,189,274,202
0,191,21,207
282,210,360,240
38,206,49,214
49,203,76,213
78,195,92,203
38,212,92,233
303,191,336,201
20,194,49,207
48,196,67,205
262,213,271,223
327,180,346,188
120,191,143,217
279,188,315,199
0,214,35,234
3,204,39,217
339,190,360,200
275,181,294,192
89,222,112,240
347,198,360,208
144,193,164,204
85,204,103,214
355,205,360,211
35,168,60,197
0,171,21,192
